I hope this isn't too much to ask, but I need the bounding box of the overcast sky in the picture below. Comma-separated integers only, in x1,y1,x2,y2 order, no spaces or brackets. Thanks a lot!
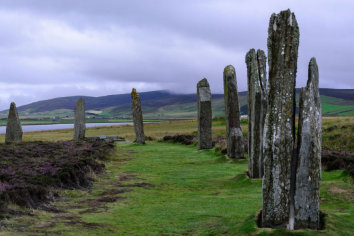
0,0,353,109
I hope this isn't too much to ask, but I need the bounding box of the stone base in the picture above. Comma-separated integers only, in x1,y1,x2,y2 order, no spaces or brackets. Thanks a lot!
257,210,326,230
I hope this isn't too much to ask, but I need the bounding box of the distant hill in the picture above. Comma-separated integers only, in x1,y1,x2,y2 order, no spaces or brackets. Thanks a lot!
1,89,353,119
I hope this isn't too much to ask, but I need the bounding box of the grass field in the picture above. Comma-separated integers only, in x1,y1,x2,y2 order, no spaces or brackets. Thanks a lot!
0,117,353,235
0,116,350,150
2,142,353,235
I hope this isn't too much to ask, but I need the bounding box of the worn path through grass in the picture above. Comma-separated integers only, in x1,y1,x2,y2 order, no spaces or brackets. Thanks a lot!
2,141,353,235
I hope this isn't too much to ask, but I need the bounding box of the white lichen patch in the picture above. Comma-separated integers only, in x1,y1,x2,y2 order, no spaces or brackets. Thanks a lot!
288,14,293,26
198,87,211,102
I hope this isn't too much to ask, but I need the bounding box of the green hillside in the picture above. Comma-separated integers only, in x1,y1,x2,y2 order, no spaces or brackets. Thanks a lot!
0,89,353,119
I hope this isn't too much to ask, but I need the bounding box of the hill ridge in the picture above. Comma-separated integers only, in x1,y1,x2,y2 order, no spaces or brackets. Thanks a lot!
1,89,353,118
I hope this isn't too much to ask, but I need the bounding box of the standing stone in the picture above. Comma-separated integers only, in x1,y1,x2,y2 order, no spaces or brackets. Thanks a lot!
131,88,145,144
223,65,244,159
73,98,86,141
197,78,212,149
246,49,267,178
5,102,23,144
294,58,321,229
262,9,299,228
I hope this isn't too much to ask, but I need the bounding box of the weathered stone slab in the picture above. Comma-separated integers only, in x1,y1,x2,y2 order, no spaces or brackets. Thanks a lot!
73,98,86,141
223,65,244,159
246,49,267,178
5,102,23,144
131,88,145,144
197,78,212,150
262,9,299,228
294,58,321,229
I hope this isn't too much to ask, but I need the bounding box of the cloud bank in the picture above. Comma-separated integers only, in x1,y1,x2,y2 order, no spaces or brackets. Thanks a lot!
0,0,353,109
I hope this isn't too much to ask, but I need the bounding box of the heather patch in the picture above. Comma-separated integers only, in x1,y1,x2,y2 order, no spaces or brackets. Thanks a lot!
0,140,115,209
322,147,354,178
162,134,196,145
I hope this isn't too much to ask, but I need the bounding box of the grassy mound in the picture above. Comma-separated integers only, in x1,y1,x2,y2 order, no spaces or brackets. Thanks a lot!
0,141,115,209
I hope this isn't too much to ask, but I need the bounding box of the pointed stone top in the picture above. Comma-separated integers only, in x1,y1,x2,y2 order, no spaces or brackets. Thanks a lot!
308,57,319,88
9,102,17,111
9,102,18,113
307,57,320,107
267,9,299,74
131,88,141,107
245,49,256,64
269,9,298,34
257,49,266,59
269,9,297,30
197,78,209,87
246,49,266,64
131,88,139,97
224,65,235,77
75,98,85,112
76,97,84,103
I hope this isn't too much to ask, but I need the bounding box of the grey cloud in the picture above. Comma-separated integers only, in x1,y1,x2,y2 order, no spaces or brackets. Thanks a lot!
0,0,352,109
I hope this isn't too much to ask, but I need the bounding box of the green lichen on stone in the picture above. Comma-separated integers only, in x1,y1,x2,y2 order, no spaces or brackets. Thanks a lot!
131,88,139,107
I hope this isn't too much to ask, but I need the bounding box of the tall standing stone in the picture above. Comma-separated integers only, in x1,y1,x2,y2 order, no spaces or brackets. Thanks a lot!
73,98,86,141
246,49,267,178
131,88,145,144
197,78,212,149
5,102,23,144
262,9,299,228
294,58,321,229
223,65,244,159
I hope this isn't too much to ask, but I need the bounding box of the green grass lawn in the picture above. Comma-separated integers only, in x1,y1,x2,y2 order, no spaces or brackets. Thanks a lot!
3,141,353,235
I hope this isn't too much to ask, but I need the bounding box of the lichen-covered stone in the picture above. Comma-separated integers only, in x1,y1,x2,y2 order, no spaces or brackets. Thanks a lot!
294,58,321,229
197,78,212,149
73,98,86,141
223,65,244,159
5,102,23,144
131,88,145,144
246,49,267,178
262,9,299,228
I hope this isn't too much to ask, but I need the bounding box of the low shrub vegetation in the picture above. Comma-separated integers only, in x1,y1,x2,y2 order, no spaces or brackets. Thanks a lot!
0,140,115,210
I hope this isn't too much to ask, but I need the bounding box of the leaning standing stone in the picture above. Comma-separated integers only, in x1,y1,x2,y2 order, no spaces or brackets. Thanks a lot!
73,98,86,141
294,58,321,229
262,9,299,228
246,49,267,178
5,102,23,144
131,88,145,144
223,65,244,159
197,78,212,149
